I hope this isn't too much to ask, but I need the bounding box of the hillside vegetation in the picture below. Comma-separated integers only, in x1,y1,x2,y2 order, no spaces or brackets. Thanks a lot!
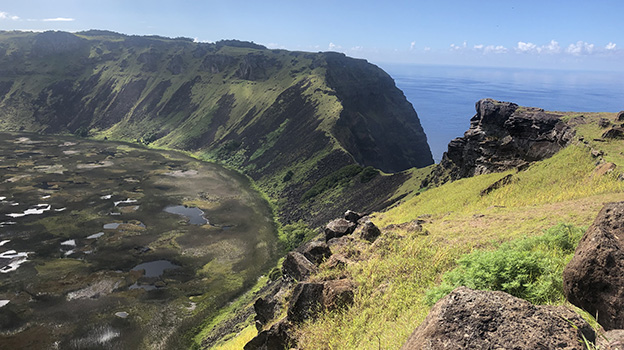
0,30,433,227
217,111,624,349
293,111,624,349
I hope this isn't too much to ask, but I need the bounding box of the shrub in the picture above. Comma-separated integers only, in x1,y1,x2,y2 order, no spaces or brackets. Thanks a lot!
278,221,317,251
425,223,585,305
359,166,379,183
302,164,363,201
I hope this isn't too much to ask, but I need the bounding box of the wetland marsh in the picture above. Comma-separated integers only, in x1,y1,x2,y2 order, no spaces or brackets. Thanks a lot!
0,132,278,349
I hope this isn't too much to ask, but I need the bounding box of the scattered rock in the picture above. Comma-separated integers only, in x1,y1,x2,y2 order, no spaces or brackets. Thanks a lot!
299,240,332,265
599,118,612,128
592,149,605,157
287,279,355,324
603,127,624,139
322,279,355,312
287,282,325,323
401,286,594,350
592,162,617,178
282,252,317,281
568,115,587,126
326,235,355,250
598,329,624,350
244,319,295,350
324,218,356,241
253,297,278,331
563,201,624,331
384,220,425,233
344,210,363,223
618,111,624,122
480,174,514,196
354,220,381,242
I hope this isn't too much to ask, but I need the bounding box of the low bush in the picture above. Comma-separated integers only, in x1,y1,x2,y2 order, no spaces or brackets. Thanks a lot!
425,223,585,305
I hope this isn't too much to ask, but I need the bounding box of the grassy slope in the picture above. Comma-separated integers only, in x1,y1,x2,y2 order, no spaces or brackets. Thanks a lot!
284,112,624,349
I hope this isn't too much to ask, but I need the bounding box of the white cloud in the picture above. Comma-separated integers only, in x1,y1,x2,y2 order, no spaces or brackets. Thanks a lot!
473,44,507,54
544,40,561,53
42,17,75,22
516,41,539,53
424,46,431,52
328,42,342,51
410,41,416,50
606,42,617,50
450,41,467,51
566,41,594,55
484,45,508,54
350,46,363,52
0,11,20,20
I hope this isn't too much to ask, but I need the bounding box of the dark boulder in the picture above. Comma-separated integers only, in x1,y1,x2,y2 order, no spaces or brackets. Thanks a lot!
480,174,514,196
354,220,381,242
344,210,363,223
599,118,612,128
428,98,574,184
322,279,355,312
324,218,356,241
287,282,325,323
287,279,355,324
253,297,278,331
603,127,624,139
299,240,332,265
617,111,624,122
243,319,295,350
401,286,594,350
282,252,317,281
563,201,624,330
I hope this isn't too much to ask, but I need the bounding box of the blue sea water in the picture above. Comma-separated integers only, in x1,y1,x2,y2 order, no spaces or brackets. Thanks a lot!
382,64,624,163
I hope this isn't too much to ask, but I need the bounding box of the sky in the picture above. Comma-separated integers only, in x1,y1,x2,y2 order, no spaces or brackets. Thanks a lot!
1,0,623,71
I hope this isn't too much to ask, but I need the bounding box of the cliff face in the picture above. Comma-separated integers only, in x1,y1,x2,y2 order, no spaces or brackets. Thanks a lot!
428,98,574,185
0,30,433,224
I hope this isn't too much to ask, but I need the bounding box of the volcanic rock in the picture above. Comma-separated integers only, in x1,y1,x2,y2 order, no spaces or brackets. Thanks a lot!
401,286,594,350
299,240,332,265
325,218,356,241
563,201,624,330
354,220,381,242
282,252,317,281
243,319,295,350
428,98,574,184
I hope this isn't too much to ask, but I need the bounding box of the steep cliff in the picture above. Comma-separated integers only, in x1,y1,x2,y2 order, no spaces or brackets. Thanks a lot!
0,30,433,225
427,98,574,185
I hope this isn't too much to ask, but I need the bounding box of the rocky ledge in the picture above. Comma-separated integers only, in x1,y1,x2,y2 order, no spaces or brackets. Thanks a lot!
427,98,574,185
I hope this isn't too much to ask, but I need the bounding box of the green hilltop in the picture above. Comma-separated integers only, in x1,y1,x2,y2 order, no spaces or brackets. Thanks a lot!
0,30,433,228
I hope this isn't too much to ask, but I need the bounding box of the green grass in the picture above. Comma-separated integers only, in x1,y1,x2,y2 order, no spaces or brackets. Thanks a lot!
296,135,624,349
425,223,585,305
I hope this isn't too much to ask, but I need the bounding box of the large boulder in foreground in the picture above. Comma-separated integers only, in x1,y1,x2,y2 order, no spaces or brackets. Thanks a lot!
563,201,624,330
428,98,574,184
401,287,593,350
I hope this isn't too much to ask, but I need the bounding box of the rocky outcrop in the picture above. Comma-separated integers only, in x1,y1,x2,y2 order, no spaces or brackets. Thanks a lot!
245,211,380,349
427,98,574,185
401,286,594,350
563,201,624,331
603,127,624,139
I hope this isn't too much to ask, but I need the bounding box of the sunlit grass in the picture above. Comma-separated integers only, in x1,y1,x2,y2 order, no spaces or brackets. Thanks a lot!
297,141,624,349
210,325,257,350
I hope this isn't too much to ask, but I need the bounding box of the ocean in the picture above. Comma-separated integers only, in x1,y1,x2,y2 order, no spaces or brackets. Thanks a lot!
382,64,624,163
